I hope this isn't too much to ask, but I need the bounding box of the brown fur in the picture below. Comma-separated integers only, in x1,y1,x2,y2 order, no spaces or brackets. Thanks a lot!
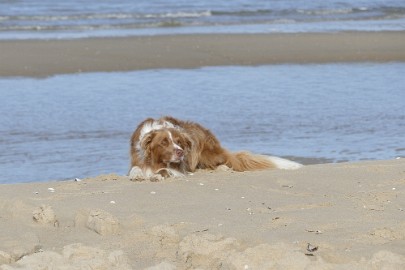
129,116,276,177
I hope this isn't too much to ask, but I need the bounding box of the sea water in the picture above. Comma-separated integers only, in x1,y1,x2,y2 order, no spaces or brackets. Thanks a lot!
0,0,404,39
0,63,404,183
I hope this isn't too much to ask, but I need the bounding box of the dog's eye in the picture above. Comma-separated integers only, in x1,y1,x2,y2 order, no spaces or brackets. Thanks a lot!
175,138,185,148
160,138,169,146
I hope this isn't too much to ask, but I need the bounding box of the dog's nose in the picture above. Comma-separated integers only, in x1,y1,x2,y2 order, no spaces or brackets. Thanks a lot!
175,149,183,157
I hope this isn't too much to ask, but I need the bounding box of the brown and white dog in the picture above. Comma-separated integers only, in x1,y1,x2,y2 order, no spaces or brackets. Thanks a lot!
129,116,302,180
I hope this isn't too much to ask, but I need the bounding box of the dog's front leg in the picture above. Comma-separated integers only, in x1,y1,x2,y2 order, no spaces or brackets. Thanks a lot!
128,166,145,181
156,168,185,179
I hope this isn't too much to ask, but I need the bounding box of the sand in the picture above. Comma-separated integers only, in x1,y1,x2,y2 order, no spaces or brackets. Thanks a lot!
1,32,405,268
1,32,405,77
0,159,404,269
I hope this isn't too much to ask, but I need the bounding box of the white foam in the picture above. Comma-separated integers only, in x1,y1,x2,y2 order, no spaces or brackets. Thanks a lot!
267,156,303,170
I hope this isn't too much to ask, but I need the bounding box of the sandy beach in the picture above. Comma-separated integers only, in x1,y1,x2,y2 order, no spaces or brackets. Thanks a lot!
1,32,405,77
0,159,404,269
1,31,405,269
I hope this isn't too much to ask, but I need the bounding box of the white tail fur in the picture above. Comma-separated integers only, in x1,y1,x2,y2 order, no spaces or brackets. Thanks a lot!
266,156,303,170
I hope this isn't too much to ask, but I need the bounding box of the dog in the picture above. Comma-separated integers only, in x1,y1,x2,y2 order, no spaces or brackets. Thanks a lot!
129,116,302,180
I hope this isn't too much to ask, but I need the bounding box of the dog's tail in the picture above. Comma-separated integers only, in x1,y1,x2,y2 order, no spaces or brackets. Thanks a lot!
225,151,276,171
225,151,303,171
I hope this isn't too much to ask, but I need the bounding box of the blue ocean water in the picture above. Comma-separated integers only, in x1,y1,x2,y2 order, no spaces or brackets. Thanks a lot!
0,0,405,39
0,63,404,184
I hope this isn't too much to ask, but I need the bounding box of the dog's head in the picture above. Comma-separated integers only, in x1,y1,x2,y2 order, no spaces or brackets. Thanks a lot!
140,128,193,166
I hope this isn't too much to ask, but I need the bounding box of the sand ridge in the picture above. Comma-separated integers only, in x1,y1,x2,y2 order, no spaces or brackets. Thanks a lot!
0,159,404,269
1,32,405,77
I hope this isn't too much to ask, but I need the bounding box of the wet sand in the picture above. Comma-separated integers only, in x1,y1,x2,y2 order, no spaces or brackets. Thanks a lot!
1,159,405,269
1,31,405,77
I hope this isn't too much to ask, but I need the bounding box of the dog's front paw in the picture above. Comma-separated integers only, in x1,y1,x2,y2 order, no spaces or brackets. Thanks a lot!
149,174,165,182
129,166,146,181
156,168,171,179
156,168,185,179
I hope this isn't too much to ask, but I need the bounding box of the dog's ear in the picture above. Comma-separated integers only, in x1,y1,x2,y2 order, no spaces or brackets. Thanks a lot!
181,132,198,171
141,131,156,156
181,132,194,151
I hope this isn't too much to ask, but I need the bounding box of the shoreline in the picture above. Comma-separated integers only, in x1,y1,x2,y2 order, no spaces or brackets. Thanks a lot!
1,31,405,77
0,159,404,268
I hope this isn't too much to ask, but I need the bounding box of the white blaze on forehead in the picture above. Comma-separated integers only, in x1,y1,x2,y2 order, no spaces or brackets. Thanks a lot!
139,120,175,142
167,130,183,150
